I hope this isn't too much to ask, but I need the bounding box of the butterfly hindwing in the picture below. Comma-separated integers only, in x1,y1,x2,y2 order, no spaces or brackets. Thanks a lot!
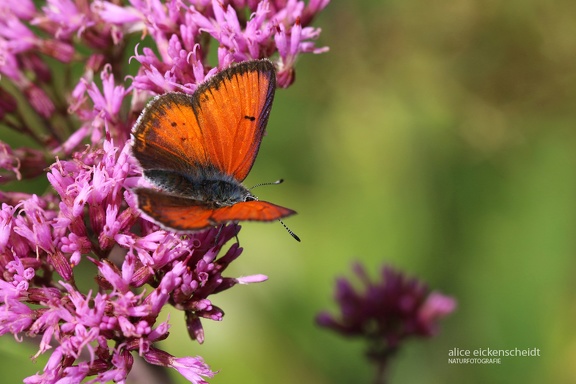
136,188,295,231
135,188,215,230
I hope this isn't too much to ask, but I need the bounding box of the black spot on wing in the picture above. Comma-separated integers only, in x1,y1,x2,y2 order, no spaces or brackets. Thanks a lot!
244,115,256,121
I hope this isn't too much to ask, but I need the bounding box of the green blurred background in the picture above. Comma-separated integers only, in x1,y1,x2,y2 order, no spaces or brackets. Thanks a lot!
213,0,576,382
3,0,576,383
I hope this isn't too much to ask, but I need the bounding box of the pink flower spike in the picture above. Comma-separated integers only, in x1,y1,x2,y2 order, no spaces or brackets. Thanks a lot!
38,0,95,39
236,274,268,284
24,84,55,118
418,292,457,333
86,64,129,122
143,348,215,383
0,141,22,181
92,1,143,25
3,0,36,20
170,356,215,384
301,0,330,26
0,299,34,338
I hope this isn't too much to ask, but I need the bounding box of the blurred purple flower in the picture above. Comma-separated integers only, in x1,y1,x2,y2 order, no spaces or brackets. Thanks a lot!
0,0,330,382
0,140,47,183
317,263,456,384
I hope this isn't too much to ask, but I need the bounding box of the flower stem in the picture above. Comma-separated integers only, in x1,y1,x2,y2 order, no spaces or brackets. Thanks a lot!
374,359,389,384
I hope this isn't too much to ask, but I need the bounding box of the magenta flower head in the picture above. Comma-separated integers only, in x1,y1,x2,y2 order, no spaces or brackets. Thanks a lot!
0,0,329,383
316,263,456,384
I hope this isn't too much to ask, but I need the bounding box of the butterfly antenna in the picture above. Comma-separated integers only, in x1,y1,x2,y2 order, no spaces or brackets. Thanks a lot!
234,223,241,245
278,218,301,242
249,179,284,190
249,179,299,241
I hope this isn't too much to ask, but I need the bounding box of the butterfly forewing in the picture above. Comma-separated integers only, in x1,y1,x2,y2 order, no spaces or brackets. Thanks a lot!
132,60,276,182
210,200,295,223
193,60,275,181
132,93,209,176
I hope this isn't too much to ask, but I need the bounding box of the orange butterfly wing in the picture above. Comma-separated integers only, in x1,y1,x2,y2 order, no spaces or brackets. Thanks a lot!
210,200,296,223
132,60,276,182
136,188,295,231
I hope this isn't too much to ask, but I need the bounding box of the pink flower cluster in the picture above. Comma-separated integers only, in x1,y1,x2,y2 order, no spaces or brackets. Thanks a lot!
0,0,329,382
317,263,456,382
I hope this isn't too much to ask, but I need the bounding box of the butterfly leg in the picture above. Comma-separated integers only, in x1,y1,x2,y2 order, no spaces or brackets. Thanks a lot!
233,223,241,245
213,224,225,246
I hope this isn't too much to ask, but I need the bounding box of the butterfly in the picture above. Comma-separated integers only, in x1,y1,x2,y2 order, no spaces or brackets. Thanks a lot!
131,59,298,239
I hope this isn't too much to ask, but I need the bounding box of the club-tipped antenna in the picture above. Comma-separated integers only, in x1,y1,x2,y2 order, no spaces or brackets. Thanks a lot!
250,179,284,190
249,179,300,241
278,218,301,242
